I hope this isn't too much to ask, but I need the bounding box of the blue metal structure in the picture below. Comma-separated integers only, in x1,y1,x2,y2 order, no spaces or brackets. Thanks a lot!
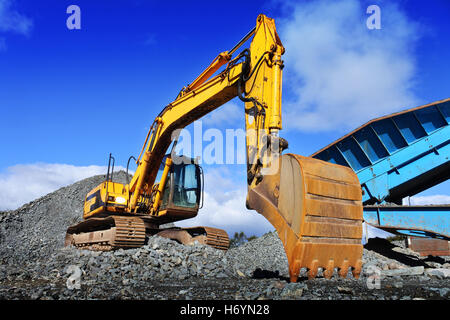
312,98,450,239
363,205,449,240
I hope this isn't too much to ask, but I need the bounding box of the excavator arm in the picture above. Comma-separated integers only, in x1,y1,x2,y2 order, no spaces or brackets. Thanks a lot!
128,15,284,212
127,58,243,213
69,14,364,282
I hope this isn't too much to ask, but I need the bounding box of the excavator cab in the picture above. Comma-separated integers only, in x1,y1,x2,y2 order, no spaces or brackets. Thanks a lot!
151,155,229,250
156,155,203,223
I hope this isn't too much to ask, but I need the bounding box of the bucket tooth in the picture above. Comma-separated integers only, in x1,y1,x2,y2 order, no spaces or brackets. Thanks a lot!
247,154,364,282
323,260,335,279
307,259,319,279
352,259,363,279
338,260,350,278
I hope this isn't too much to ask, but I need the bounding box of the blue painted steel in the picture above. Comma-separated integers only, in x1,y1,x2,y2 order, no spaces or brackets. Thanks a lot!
312,99,450,238
359,126,449,203
364,206,450,240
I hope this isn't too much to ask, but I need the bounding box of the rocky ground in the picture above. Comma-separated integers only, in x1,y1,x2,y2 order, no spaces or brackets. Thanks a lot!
0,171,449,302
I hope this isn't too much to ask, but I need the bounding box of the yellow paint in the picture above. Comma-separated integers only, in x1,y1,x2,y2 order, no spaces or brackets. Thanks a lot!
84,14,285,219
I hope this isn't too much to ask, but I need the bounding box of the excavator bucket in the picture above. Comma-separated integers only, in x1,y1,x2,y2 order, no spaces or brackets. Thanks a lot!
247,154,363,282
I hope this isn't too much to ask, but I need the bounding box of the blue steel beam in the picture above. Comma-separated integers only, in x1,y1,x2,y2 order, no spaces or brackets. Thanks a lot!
364,205,450,240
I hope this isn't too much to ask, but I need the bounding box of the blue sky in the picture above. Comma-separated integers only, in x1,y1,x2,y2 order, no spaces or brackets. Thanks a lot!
0,0,277,168
0,0,449,237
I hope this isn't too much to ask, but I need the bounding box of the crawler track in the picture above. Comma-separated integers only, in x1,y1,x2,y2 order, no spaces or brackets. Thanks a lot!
65,216,146,250
202,227,230,250
65,217,229,251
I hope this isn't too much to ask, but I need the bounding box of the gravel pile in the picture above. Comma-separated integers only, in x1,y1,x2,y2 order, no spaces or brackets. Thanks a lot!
0,171,130,265
0,172,449,300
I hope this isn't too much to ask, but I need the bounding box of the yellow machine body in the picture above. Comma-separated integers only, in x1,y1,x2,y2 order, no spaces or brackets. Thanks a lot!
67,14,364,281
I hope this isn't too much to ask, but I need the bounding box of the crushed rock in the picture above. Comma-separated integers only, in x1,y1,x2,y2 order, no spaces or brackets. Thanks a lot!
0,172,449,300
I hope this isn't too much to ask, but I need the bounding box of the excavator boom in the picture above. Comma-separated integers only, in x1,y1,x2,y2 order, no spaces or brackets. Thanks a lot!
65,14,364,282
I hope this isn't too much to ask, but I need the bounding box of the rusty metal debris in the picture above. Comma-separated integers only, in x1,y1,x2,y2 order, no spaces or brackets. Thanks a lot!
408,237,450,256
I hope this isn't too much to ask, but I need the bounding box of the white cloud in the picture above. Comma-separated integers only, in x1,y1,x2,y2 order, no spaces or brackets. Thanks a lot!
0,163,123,211
277,0,421,133
404,194,450,206
0,0,32,36
200,100,243,129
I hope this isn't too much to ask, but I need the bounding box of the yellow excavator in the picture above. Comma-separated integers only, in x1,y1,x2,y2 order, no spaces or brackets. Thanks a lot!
65,14,364,282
